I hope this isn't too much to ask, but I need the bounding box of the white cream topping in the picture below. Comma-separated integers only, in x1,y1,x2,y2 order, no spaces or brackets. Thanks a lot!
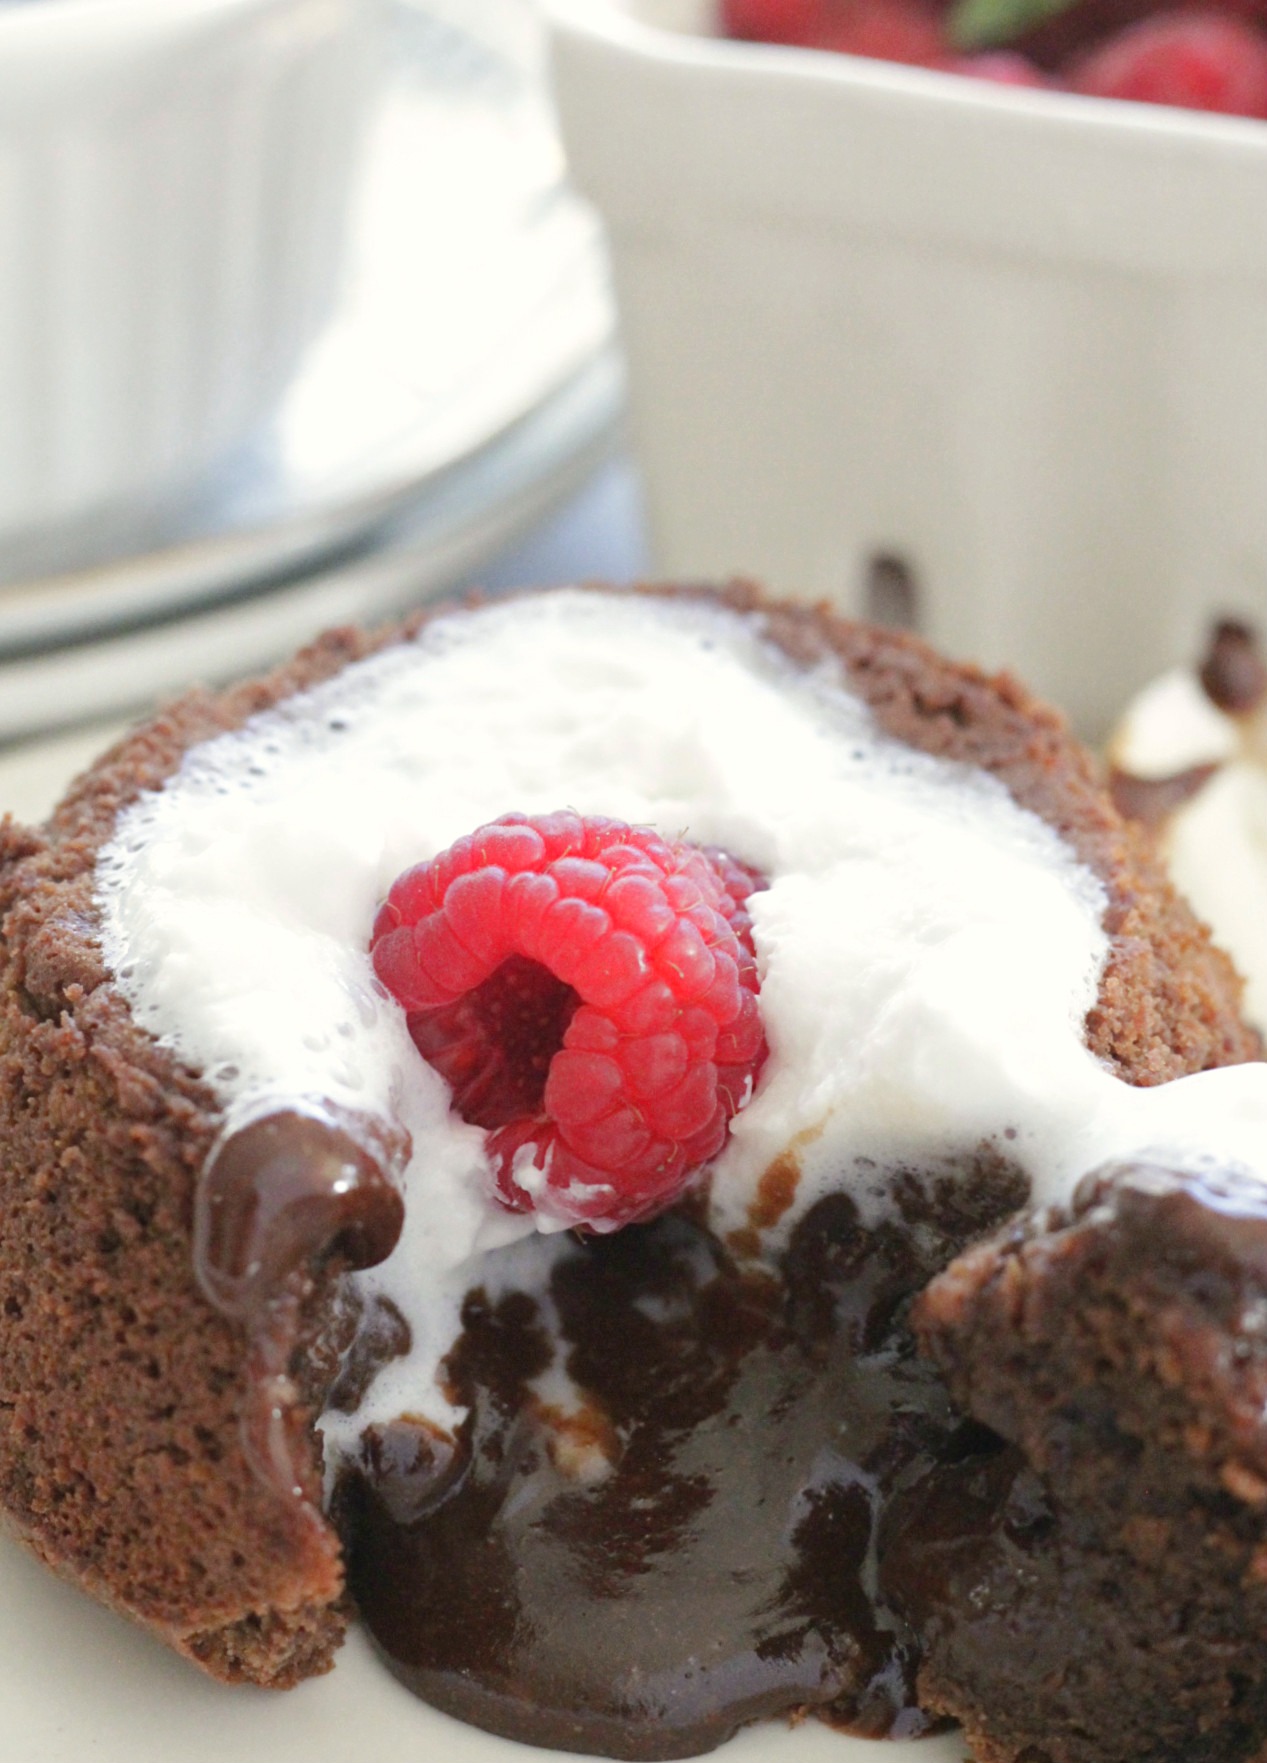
1109,668,1238,780
94,590,1267,1461
1111,664,1267,1033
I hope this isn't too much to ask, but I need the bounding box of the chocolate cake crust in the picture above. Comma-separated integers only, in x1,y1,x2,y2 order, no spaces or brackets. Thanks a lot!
912,1164,1267,1763
0,584,1257,1694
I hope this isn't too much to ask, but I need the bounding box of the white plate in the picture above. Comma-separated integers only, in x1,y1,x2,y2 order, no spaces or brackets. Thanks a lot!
0,0,615,656
0,1524,966,1763
0,347,624,742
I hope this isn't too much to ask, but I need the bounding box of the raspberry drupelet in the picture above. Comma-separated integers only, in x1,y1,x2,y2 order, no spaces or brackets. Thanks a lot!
370,811,768,1230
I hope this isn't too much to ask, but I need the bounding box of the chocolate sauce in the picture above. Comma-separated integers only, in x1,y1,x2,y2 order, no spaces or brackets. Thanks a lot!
1109,763,1219,828
195,1106,406,1501
195,1107,405,1318
1111,618,1267,831
344,1168,1024,1760
1073,1159,1267,1301
1199,619,1267,716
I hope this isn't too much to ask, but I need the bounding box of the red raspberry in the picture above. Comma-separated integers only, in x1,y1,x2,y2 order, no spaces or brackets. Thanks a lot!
721,0,831,44
813,0,948,64
723,0,946,61
1068,11,1267,114
371,813,768,1231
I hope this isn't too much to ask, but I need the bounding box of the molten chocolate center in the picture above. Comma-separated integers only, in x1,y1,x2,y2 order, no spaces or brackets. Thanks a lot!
341,1165,1025,1760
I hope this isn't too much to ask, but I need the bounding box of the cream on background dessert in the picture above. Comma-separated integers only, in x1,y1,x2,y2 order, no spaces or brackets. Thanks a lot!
3,583,1267,1763
1109,618,1267,1030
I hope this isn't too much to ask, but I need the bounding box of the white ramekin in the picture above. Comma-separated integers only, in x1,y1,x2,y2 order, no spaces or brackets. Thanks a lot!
0,0,378,550
548,0,1267,734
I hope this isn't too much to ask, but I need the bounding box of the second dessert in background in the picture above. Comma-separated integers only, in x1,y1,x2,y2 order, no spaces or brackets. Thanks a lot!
1110,617,1267,1031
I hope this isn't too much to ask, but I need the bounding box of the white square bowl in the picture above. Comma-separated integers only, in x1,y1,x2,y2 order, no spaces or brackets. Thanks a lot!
0,0,379,549
547,0,1267,733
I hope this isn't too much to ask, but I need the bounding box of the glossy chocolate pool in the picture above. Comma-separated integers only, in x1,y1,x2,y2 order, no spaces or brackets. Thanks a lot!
341,1161,1026,1760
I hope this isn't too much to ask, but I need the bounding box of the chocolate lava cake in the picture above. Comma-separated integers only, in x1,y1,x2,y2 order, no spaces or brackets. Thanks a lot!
0,582,1264,1761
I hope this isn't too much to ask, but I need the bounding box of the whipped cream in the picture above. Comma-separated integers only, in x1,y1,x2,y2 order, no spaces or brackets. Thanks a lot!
1111,661,1267,1032
94,589,1267,1460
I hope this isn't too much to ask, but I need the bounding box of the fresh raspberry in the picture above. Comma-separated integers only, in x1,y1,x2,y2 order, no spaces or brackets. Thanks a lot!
1004,0,1267,76
1068,11,1267,114
813,0,948,64
371,812,768,1231
724,0,946,61
721,0,831,45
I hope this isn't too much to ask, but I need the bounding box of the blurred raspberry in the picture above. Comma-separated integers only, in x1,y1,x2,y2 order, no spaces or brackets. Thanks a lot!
1002,0,1267,74
724,0,947,62
815,0,949,63
721,0,830,43
1068,10,1267,112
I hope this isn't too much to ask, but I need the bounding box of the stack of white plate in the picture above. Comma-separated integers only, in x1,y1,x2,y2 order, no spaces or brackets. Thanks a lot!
0,0,622,744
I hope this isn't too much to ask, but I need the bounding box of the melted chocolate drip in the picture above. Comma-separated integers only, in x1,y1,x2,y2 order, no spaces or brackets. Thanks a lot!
344,1164,1025,1760
1109,763,1218,828
1074,1158,1267,1294
195,1108,405,1318
195,1106,406,1503
1111,618,1267,830
1200,619,1267,716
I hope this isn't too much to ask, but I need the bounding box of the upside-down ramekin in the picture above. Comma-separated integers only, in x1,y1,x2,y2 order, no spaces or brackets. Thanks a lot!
0,0,378,551
548,0,1267,735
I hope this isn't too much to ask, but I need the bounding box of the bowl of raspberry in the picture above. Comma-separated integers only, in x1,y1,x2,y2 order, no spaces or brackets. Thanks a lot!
547,0,1267,737
724,0,1267,108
